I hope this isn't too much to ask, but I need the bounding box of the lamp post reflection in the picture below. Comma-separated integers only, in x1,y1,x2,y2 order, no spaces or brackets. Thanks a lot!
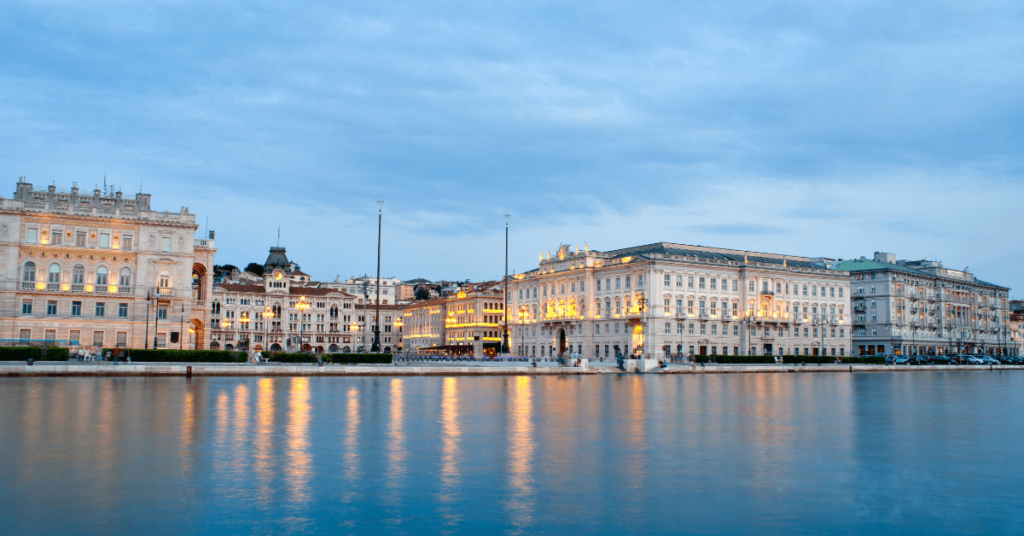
286,377,311,505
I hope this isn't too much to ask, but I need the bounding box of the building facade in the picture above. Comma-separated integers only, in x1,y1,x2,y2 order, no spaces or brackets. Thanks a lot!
509,242,852,360
0,178,215,350
210,246,403,353
837,253,1013,356
400,282,506,356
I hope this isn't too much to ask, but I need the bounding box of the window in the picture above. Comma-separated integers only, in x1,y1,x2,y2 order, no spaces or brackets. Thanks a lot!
76,232,86,247
687,300,694,314
711,278,717,290
777,283,782,293
99,233,110,248
711,324,718,335
830,287,835,298
665,274,671,286
688,276,694,288
72,265,85,285
700,324,706,335
118,303,129,318
749,280,755,292
95,302,105,317
803,285,808,296
700,277,706,289
52,229,63,245
117,332,128,348
812,286,818,297
596,280,601,291
689,323,695,335
615,323,620,334
96,267,108,285
47,263,61,284
732,280,738,291
162,237,172,252
677,275,683,287
26,228,38,244
158,305,168,320
839,288,844,298
637,275,643,287
123,236,132,251
22,261,36,282
665,322,671,334
119,268,132,287
71,301,82,316
159,271,171,289
677,322,683,334
47,300,57,315
21,299,32,314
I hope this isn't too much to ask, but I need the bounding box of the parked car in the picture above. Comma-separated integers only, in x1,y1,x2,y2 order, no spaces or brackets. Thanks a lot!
927,355,951,365
893,355,913,365
965,356,985,365
979,356,1002,365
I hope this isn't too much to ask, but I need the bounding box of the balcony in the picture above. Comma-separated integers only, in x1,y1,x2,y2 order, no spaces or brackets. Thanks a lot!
156,287,175,297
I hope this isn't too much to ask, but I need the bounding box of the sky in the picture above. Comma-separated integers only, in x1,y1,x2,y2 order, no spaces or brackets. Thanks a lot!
2,1,1022,293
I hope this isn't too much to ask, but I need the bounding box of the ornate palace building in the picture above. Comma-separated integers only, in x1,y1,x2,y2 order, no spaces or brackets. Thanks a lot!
0,178,215,350
837,253,1013,356
210,246,403,353
509,242,852,360
401,281,506,356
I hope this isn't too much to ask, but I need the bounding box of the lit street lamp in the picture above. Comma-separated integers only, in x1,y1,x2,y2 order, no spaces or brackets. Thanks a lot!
296,296,310,352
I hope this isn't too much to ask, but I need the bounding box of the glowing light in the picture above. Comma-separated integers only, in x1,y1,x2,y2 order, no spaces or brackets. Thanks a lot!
35,282,45,290
84,284,94,292
61,283,69,291
108,285,117,293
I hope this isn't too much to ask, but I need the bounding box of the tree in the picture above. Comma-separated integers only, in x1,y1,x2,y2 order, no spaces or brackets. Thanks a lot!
415,287,430,300
245,263,265,276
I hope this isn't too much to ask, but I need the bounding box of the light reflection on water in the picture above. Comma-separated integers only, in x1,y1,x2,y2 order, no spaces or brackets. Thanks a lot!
2,373,1024,535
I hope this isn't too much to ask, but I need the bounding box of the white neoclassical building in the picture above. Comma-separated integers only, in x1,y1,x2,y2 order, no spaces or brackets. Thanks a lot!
509,242,852,360
0,178,216,350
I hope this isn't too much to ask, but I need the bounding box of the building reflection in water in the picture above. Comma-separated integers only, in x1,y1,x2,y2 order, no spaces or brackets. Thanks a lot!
180,388,196,475
437,377,462,529
385,378,407,499
255,378,275,505
233,384,250,473
342,386,361,487
506,376,535,531
286,377,312,505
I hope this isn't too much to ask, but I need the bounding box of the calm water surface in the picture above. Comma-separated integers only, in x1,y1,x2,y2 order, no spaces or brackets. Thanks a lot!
2,372,1023,535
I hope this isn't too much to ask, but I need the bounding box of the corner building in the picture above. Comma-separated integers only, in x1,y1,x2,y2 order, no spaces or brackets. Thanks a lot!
510,242,852,360
0,178,215,350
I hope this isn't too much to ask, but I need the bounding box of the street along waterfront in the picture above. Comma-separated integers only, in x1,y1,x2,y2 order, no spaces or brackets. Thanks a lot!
2,372,1022,535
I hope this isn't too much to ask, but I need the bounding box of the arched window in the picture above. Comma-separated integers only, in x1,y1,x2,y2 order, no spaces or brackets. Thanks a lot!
22,262,36,282
158,270,171,289
96,266,108,285
47,263,61,283
119,267,132,286
72,265,85,285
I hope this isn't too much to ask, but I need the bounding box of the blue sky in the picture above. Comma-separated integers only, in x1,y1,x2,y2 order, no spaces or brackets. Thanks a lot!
2,1,1022,292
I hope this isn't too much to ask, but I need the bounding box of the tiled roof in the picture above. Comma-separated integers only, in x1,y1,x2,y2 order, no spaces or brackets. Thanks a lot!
403,298,448,309
616,244,824,268
836,260,1009,290
215,283,264,293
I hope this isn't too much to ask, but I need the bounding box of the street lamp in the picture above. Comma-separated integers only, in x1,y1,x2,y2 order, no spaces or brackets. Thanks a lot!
240,314,250,350
518,305,530,356
296,296,310,353
221,319,230,350
263,306,275,352
188,327,195,350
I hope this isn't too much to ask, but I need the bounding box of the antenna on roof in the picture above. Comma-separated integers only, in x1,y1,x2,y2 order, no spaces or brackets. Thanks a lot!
277,226,281,247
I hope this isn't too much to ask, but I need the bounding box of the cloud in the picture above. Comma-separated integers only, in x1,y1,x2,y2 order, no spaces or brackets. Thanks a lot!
0,0,1022,288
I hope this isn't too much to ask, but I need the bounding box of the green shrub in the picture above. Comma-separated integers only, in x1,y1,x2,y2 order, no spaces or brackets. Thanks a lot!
782,355,835,364
326,353,392,364
102,348,246,363
692,355,776,364
842,356,885,364
266,352,393,364
0,346,69,361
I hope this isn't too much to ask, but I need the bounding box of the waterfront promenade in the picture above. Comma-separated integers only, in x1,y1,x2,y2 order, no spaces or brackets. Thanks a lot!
2,361,1021,377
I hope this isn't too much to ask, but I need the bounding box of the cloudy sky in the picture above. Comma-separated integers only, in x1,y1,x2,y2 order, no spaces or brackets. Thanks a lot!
2,1,1022,292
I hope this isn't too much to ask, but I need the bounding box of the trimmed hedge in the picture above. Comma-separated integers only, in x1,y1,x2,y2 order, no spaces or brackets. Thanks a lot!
842,356,885,364
782,355,836,364
328,353,392,365
0,346,70,361
268,352,393,364
102,349,246,363
692,355,776,364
